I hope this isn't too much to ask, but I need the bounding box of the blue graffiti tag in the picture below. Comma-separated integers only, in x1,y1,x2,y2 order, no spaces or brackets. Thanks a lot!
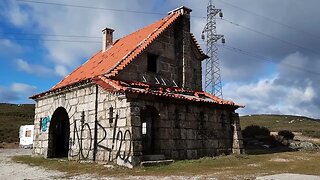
41,116,51,132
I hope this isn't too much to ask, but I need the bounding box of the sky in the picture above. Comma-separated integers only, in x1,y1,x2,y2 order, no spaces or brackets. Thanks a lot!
0,0,320,118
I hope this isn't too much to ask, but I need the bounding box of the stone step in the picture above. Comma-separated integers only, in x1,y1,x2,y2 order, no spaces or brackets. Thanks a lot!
143,154,166,161
141,159,174,167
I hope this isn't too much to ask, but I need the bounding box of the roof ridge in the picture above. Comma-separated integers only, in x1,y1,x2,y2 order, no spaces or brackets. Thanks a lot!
190,33,208,59
105,11,182,77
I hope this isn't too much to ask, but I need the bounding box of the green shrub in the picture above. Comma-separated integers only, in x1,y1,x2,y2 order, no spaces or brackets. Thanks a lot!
242,125,270,138
278,130,295,140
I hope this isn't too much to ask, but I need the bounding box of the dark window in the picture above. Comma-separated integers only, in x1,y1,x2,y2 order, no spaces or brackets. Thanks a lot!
147,54,158,73
109,107,114,124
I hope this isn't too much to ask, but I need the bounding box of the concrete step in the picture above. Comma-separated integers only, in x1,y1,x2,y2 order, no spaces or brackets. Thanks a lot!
143,154,166,161
141,159,174,167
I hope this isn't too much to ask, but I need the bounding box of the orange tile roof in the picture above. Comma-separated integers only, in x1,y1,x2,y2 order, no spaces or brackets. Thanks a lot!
51,11,183,90
190,33,209,58
93,75,243,108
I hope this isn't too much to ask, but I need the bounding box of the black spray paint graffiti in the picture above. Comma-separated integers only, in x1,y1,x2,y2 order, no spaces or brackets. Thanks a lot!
96,114,132,163
70,118,92,159
70,111,132,163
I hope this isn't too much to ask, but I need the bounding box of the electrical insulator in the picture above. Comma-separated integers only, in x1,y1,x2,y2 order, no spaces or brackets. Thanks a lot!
221,37,225,44
219,12,223,18
201,32,205,40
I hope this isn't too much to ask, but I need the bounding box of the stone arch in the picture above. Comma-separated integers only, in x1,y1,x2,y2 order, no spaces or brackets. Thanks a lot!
48,107,70,158
140,105,160,155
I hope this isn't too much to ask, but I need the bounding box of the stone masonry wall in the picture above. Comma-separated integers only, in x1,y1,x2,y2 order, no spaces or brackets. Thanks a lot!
33,84,134,168
129,95,235,161
116,16,202,91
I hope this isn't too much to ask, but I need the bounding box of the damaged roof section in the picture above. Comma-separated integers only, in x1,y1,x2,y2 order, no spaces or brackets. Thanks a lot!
93,75,243,108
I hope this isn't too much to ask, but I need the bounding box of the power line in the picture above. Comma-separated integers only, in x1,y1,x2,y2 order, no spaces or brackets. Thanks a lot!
16,0,165,15
216,0,320,39
218,44,320,76
0,32,100,38
16,0,206,19
218,18,320,55
0,37,101,43
12,0,320,57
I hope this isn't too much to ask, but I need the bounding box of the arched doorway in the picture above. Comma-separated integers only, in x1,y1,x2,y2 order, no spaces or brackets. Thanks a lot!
48,107,70,158
140,106,159,155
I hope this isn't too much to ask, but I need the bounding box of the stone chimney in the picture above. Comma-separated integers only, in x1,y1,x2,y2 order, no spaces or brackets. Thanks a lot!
102,27,114,53
168,6,192,15
169,6,194,89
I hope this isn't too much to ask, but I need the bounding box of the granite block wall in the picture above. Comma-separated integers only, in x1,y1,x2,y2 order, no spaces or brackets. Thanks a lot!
33,84,134,168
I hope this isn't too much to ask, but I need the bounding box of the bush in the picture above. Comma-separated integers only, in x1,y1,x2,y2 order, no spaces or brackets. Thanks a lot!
242,125,270,138
278,130,295,140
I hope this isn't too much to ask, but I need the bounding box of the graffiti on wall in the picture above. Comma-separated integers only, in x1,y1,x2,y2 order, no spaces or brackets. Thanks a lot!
40,116,51,132
96,114,132,163
69,111,132,164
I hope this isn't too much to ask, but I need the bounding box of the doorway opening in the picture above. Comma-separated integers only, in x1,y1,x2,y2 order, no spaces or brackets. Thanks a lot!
140,106,159,155
48,107,70,158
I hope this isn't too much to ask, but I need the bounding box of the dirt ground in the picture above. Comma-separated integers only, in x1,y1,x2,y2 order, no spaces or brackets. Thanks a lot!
0,148,210,180
1,148,320,180
0,148,66,180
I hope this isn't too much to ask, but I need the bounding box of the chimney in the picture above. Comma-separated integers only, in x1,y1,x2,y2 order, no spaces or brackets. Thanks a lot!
102,27,114,53
169,6,194,89
168,6,192,15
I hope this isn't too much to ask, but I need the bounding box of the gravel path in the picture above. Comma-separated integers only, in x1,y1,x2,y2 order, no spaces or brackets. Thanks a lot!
1,148,320,180
0,148,65,180
0,149,205,180
256,173,320,180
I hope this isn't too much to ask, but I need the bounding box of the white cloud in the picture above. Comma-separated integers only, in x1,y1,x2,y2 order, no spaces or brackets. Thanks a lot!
0,39,24,57
5,1,30,27
0,87,19,102
224,51,320,118
0,83,37,103
3,0,320,118
16,59,55,76
54,65,69,77
11,83,37,94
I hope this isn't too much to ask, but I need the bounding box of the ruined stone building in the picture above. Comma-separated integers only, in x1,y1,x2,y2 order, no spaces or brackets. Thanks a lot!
31,7,243,167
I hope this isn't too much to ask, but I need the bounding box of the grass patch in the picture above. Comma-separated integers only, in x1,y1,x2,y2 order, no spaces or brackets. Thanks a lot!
240,115,320,138
12,151,320,179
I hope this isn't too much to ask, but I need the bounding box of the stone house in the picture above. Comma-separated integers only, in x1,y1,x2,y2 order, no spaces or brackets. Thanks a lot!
31,6,244,168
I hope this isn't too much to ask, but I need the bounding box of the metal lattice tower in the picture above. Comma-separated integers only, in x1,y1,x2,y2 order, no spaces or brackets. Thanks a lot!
202,0,224,98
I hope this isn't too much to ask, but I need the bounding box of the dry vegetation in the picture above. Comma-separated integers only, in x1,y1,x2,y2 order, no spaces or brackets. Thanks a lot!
240,114,320,138
0,103,34,143
13,151,320,179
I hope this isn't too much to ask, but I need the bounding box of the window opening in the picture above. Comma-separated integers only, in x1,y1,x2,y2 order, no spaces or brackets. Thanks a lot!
25,130,32,137
142,122,147,135
147,54,158,73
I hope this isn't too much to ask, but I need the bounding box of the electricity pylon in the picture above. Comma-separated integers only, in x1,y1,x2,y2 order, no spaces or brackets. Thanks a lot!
202,0,225,98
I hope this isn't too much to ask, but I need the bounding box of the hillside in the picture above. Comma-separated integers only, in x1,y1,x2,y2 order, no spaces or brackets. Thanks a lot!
0,103,35,143
240,114,320,138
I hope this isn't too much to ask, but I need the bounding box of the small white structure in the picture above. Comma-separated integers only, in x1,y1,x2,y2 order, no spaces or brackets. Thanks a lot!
19,125,34,149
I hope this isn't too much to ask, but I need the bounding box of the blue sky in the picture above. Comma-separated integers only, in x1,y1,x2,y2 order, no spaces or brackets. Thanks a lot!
1,0,320,118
